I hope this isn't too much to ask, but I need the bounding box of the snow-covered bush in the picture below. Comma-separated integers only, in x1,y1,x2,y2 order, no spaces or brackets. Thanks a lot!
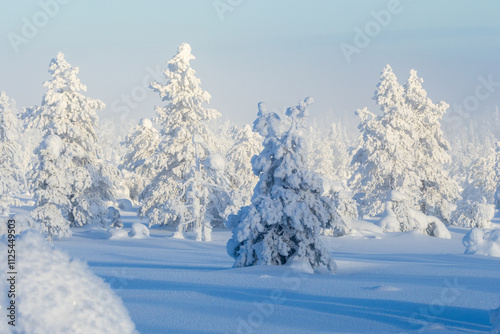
0,231,136,333
129,223,150,238
452,198,494,228
227,98,345,273
378,191,451,238
0,91,25,216
463,228,500,257
107,206,123,229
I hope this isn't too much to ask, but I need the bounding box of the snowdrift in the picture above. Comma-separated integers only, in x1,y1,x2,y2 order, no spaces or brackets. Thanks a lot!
463,228,500,257
0,231,136,333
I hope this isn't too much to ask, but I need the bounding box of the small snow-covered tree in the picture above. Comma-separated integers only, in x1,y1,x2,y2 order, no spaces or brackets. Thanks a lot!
120,118,160,202
350,65,421,217
308,121,352,185
404,69,460,222
0,92,25,215
140,43,227,235
28,52,115,228
227,98,349,273
30,135,72,239
452,152,496,228
225,124,262,214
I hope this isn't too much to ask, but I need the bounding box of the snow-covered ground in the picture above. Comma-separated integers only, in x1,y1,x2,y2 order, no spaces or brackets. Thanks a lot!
8,201,496,334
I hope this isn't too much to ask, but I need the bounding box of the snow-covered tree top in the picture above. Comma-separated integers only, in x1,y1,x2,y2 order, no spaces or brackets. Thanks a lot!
150,43,220,132
253,102,282,138
140,118,153,128
374,65,405,112
43,52,87,98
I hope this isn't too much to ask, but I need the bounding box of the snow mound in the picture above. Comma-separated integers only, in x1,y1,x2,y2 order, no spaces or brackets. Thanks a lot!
378,191,451,239
463,228,500,257
82,225,109,239
107,228,129,239
117,199,133,211
129,223,150,238
491,305,500,333
0,231,136,333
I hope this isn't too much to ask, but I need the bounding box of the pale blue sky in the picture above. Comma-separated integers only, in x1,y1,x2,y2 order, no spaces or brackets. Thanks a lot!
1,0,499,126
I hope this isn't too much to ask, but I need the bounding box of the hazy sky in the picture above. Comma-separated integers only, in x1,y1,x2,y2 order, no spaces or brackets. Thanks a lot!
1,0,499,128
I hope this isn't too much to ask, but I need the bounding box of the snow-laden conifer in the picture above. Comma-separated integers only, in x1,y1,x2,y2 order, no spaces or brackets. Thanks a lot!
404,70,460,221
120,118,160,202
28,52,115,230
350,65,421,217
0,92,25,215
140,43,228,237
227,98,346,273
225,124,262,214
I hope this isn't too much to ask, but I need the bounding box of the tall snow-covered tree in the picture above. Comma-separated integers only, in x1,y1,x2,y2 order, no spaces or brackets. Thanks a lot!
0,91,25,215
227,98,349,273
27,52,115,229
351,65,459,225
225,124,262,214
120,118,161,202
31,135,72,239
350,65,421,217
404,69,460,221
140,43,227,237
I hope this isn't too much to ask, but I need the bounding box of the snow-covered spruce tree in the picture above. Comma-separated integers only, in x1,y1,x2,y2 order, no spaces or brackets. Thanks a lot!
227,98,347,273
120,118,160,202
225,124,262,215
452,152,496,228
350,65,421,218
28,52,115,229
308,121,352,185
30,135,72,240
404,69,460,222
164,136,232,241
139,43,227,237
0,91,25,216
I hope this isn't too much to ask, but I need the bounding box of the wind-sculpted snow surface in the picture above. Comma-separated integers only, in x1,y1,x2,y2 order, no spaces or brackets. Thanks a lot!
492,305,500,333
463,227,500,257
0,231,136,334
